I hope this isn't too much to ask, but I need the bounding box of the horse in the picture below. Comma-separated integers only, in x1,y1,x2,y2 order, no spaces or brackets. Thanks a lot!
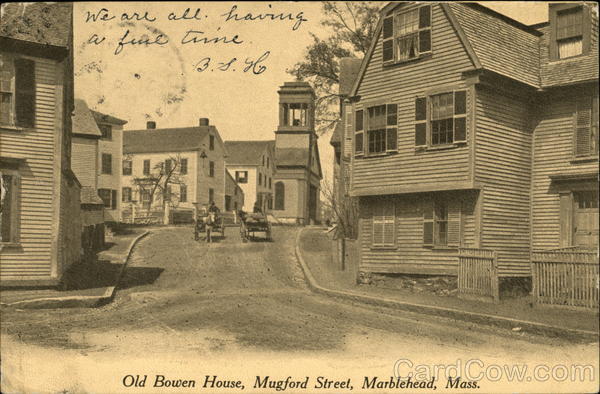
202,211,217,243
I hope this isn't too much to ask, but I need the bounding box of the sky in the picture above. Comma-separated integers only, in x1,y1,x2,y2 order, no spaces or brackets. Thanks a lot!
73,2,551,186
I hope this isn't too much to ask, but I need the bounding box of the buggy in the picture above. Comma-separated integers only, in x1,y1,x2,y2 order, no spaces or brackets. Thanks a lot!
239,211,272,242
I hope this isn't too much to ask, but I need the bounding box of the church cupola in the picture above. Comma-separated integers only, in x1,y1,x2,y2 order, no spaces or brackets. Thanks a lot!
277,81,315,133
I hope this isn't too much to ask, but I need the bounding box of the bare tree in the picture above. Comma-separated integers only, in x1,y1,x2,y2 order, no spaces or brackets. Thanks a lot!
131,154,185,223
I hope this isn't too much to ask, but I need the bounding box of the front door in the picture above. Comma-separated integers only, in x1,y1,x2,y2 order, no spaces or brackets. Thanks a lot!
573,190,599,248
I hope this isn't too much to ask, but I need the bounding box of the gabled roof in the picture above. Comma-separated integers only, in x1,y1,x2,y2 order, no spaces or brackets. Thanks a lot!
224,140,275,166
72,99,101,138
123,126,214,154
0,3,71,47
91,110,128,126
448,3,541,88
350,2,551,96
339,58,363,96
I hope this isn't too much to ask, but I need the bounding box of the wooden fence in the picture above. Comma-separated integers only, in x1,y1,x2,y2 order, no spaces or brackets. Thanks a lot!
458,248,499,301
531,248,599,309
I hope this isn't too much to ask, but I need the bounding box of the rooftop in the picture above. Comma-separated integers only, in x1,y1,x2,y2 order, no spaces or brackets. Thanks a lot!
224,140,275,166
123,126,214,154
72,99,102,138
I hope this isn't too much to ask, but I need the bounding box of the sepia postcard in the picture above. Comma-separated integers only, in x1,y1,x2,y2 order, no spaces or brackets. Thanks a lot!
0,1,598,393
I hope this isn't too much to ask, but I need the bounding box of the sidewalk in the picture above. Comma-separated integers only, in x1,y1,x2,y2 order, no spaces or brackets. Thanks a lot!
297,227,599,341
0,228,148,309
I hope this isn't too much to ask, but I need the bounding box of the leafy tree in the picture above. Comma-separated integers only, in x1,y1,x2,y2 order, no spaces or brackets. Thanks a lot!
289,1,382,134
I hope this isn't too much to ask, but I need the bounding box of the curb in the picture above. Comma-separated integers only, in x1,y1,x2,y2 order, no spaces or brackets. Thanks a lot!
294,228,598,343
0,231,150,309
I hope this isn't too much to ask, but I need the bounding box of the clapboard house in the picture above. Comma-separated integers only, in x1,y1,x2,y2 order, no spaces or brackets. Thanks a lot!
122,118,230,223
348,2,598,282
1,3,82,286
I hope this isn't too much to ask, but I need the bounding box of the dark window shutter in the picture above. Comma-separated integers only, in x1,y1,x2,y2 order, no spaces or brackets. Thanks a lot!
386,104,397,126
419,5,431,28
419,30,431,53
415,123,426,146
575,97,592,156
386,128,397,151
383,40,394,63
355,132,364,154
454,117,466,143
383,16,394,63
383,15,394,39
423,197,434,246
14,58,35,128
415,98,427,121
355,110,363,131
454,91,466,115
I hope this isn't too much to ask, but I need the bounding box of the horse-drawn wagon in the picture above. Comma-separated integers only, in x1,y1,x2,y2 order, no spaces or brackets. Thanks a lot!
239,212,272,242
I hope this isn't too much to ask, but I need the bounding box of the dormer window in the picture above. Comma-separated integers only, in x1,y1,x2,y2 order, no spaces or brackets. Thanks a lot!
550,4,590,61
383,5,431,64
283,103,308,126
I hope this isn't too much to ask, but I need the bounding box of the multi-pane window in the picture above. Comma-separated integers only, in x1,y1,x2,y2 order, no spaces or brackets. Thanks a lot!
98,189,112,209
101,153,112,174
415,90,467,147
0,171,19,243
122,160,132,176
99,124,112,140
209,161,215,177
122,187,132,202
556,7,583,59
383,5,432,63
236,171,248,183
180,158,188,174
574,95,599,157
365,104,397,155
0,56,36,128
283,103,308,126
179,184,187,203
143,159,150,175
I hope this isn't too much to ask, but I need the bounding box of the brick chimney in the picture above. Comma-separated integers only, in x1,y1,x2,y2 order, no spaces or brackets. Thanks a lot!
146,121,156,129
199,118,209,126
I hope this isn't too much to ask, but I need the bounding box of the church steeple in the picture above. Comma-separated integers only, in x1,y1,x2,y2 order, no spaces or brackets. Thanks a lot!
276,81,315,134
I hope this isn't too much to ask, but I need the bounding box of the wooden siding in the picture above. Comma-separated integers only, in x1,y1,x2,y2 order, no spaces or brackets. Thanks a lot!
98,125,122,221
352,3,474,195
531,88,599,250
71,137,97,188
475,86,533,277
0,57,59,280
359,192,476,275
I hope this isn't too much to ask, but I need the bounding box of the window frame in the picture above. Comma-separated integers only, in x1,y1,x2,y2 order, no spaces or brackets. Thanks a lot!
415,90,468,149
573,94,599,158
383,5,432,65
98,124,112,140
1,54,36,129
122,159,132,176
274,181,285,210
180,158,188,175
143,159,151,175
423,195,461,248
235,170,248,184
209,135,215,151
356,104,398,157
122,187,132,203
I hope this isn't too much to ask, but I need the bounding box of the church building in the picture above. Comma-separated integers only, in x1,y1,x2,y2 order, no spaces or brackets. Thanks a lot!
272,82,323,224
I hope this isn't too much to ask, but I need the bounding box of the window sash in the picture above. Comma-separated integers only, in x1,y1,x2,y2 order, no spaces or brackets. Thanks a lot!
143,160,150,175
180,184,187,202
102,154,112,174
180,158,188,174
415,91,467,147
1,173,19,243
557,8,583,40
122,160,132,175
122,187,132,202
209,161,215,177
